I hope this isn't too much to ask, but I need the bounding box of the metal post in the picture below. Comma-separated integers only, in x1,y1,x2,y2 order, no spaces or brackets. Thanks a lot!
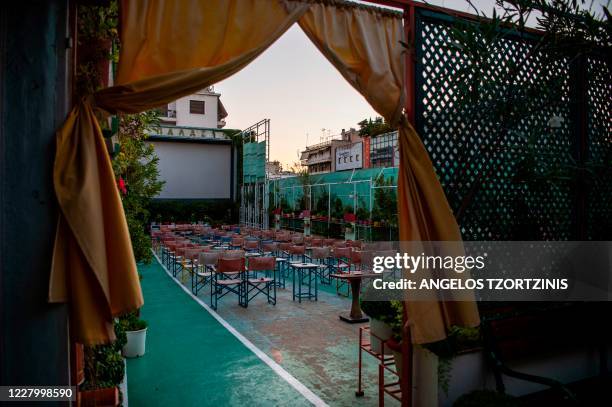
309,185,312,211
353,182,357,214
328,183,331,226
369,177,373,218
402,3,416,406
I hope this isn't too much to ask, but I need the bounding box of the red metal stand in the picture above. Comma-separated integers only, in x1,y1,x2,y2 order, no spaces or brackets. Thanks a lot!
357,326,401,404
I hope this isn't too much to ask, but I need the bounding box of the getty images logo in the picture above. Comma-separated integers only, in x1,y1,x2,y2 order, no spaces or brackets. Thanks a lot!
372,252,487,274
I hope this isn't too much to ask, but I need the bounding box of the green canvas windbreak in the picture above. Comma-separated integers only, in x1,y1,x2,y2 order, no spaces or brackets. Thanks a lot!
243,141,266,183
270,167,398,213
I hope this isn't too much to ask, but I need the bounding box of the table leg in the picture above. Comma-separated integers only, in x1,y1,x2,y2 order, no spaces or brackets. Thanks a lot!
349,279,363,319
292,267,296,301
339,278,369,323
314,269,318,301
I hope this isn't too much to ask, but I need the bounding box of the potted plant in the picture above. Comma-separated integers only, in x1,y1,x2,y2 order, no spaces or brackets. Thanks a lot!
80,320,126,406
360,300,395,354
76,2,118,92
120,311,148,358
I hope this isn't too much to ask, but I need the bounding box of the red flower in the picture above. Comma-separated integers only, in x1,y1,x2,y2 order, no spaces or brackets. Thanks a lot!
118,177,127,195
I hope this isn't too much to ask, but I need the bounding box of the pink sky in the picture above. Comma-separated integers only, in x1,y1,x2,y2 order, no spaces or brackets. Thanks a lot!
216,24,378,168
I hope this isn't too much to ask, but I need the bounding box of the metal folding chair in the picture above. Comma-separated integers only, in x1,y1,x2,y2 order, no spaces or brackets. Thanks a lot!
210,257,245,310
193,251,219,295
288,245,306,263
309,246,331,284
244,256,276,307
330,246,352,296
243,239,260,252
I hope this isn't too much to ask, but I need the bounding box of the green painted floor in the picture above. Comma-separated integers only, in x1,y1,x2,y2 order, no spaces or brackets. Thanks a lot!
127,261,312,407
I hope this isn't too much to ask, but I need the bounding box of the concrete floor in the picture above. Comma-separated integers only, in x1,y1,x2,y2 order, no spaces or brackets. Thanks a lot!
128,256,397,406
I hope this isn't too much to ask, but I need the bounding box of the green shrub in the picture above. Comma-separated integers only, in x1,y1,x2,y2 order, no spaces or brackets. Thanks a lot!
148,199,237,225
82,320,126,390
119,311,148,332
112,111,165,264
360,300,395,322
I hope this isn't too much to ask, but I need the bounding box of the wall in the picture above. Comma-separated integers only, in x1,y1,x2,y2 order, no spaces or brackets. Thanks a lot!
175,92,219,128
150,141,232,199
1,0,70,390
439,346,612,406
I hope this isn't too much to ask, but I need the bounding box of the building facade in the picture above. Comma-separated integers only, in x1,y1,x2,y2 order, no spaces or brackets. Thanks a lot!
148,87,238,200
266,160,294,179
368,130,399,168
158,86,228,128
301,128,362,174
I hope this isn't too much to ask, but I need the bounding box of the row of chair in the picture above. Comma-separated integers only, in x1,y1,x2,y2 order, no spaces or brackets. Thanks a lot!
153,226,378,307
157,237,278,309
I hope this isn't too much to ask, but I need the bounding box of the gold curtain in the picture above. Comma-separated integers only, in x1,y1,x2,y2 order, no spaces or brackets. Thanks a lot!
51,0,477,345
290,0,480,344
50,0,309,344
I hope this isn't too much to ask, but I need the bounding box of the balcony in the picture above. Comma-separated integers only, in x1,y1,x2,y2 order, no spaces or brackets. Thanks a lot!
305,153,331,165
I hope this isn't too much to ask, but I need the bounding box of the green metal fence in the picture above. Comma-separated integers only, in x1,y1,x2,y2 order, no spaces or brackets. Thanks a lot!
269,167,399,240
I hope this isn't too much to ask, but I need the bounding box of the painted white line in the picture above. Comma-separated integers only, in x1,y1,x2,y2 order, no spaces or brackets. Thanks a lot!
151,250,328,407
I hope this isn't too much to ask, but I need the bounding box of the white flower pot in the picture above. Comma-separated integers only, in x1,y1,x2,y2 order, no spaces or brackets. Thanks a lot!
393,347,438,407
123,328,147,358
370,318,393,355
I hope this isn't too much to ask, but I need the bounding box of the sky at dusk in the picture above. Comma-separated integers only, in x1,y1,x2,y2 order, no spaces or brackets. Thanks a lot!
215,0,609,167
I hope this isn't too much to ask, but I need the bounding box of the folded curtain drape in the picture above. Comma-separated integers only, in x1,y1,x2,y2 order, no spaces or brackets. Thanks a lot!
50,0,309,344
290,0,480,344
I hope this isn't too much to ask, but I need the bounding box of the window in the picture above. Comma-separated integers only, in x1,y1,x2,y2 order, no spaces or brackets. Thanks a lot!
370,131,398,168
189,100,205,114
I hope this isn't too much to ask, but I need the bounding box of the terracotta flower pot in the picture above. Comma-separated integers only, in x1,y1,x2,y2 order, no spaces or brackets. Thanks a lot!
77,38,112,88
79,387,119,407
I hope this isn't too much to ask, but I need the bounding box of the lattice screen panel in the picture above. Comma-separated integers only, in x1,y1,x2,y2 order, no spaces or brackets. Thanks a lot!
586,57,612,240
414,10,580,240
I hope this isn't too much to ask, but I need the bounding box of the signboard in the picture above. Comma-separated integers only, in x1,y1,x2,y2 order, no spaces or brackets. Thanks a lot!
335,142,363,171
363,137,370,168
149,125,229,140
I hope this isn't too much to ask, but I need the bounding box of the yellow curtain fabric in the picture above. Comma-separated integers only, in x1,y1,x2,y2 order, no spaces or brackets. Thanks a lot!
96,0,308,113
50,0,309,344
51,99,142,344
292,0,480,344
